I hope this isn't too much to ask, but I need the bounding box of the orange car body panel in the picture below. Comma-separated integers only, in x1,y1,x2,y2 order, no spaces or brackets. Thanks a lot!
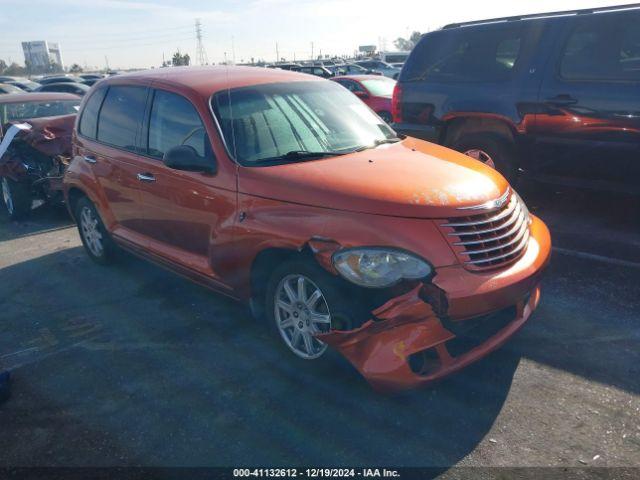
64,67,552,391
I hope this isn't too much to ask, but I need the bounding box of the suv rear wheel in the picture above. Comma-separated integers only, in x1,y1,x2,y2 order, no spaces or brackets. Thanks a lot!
1,177,32,221
75,197,116,265
452,134,516,183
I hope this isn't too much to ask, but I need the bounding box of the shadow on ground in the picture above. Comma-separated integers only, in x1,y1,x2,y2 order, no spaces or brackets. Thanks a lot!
0,246,519,466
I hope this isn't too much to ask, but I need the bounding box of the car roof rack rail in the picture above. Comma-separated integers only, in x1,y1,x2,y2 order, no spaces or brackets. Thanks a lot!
442,3,640,29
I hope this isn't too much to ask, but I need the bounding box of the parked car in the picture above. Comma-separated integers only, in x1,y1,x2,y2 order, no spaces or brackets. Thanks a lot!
36,82,91,96
291,65,334,78
5,79,41,92
38,75,85,85
355,60,401,79
63,66,550,391
0,83,25,95
270,63,302,71
393,4,640,193
0,92,79,127
379,51,411,64
338,63,383,76
332,75,396,123
0,92,80,219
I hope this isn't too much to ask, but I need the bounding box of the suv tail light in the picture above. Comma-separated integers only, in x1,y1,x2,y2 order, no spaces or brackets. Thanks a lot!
391,82,403,123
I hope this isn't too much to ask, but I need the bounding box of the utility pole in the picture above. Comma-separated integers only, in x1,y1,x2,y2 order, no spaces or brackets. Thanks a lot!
231,36,236,65
311,42,314,61
195,18,209,65
275,42,279,63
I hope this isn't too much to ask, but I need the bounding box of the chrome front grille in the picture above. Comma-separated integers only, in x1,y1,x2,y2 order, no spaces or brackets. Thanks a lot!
441,191,530,270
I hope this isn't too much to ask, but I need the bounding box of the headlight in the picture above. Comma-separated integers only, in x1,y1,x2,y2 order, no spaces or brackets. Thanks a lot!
332,248,432,288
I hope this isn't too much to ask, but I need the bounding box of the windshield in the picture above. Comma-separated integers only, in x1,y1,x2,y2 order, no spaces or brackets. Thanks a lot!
361,77,396,97
1,100,80,122
211,80,396,166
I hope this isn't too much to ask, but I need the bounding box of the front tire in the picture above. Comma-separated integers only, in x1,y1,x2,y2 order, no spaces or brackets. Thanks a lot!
75,197,116,265
265,259,364,361
1,177,32,221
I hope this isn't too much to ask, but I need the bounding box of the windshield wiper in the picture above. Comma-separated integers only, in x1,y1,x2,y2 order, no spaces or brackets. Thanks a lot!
353,137,403,152
252,150,349,164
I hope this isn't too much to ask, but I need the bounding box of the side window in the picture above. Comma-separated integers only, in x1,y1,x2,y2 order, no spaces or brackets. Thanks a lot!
147,90,212,161
560,13,640,82
337,79,363,93
79,87,107,140
401,25,523,82
97,85,147,151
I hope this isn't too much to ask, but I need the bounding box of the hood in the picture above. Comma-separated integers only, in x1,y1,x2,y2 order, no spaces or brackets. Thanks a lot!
237,137,509,218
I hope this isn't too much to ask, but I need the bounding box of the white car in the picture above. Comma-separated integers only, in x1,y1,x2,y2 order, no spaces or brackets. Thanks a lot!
355,60,401,79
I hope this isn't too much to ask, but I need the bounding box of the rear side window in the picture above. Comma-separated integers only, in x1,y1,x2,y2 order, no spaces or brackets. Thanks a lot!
560,13,640,82
401,25,524,82
79,87,107,139
97,86,147,151
147,90,211,160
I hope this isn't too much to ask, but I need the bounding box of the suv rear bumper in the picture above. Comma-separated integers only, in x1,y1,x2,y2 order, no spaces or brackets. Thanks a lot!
393,122,441,143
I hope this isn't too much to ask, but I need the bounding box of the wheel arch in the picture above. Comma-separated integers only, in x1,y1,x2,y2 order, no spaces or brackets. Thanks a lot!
442,114,518,148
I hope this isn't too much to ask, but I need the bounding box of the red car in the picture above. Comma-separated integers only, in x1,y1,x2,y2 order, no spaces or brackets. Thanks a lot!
0,92,80,220
63,67,550,392
332,75,395,123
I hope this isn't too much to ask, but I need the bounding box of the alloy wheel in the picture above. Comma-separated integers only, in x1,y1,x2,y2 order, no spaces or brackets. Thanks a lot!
274,274,332,359
80,205,104,257
1,178,14,216
464,149,496,169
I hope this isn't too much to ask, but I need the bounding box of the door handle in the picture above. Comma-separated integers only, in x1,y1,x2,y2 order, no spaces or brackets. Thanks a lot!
544,95,578,106
83,155,97,164
136,173,156,182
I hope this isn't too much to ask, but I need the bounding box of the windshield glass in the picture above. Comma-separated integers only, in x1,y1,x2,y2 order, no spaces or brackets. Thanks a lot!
361,77,396,97
211,80,396,166
2,100,80,122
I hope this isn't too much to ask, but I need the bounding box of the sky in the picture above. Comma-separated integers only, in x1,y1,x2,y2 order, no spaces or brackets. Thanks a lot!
0,0,637,70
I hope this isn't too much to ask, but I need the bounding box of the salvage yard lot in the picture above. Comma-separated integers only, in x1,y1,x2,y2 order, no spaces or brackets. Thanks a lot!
0,183,639,468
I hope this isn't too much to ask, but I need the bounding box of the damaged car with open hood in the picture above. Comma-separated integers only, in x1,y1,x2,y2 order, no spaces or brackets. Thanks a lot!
63,67,551,392
0,92,80,220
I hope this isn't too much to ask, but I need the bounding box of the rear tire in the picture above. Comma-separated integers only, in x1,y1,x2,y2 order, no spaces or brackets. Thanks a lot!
75,197,116,265
451,134,517,183
1,177,32,221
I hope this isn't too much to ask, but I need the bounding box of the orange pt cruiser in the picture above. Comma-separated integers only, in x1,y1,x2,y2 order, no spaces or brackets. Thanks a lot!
63,67,551,392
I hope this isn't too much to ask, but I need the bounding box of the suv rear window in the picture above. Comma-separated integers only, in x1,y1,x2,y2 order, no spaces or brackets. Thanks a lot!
401,25,524,82
560,13,640,82
97,86,147,151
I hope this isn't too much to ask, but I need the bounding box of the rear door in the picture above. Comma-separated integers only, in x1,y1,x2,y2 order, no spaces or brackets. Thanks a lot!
533,11,640,192
76,84,150,241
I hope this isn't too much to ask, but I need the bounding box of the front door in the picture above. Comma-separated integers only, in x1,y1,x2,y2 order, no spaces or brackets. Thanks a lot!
132,88,236,282
532,12,640,192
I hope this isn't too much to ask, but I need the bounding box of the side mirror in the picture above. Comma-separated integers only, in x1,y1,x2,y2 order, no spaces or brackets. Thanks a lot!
354,90,369,99
163,145,216,174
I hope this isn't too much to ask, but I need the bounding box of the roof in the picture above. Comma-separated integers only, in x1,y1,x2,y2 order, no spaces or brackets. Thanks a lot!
0,92,81,104
443,3,640,29
104,66,320,99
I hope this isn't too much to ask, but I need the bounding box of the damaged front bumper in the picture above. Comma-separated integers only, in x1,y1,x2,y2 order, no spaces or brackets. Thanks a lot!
317,216,551,392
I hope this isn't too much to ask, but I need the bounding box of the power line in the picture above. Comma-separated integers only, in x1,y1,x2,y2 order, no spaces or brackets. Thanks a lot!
0,25,194,45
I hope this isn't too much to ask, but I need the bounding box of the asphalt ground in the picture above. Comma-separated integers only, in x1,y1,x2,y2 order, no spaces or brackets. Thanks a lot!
0,181,638,470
